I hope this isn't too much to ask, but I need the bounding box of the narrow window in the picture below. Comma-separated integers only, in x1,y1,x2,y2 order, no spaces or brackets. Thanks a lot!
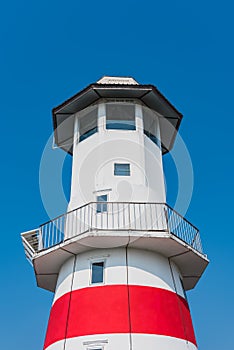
114,163,130,176
79,106,98,142
106,103,135,130
91,261,104,284
143,107,160,147
96,194,107,213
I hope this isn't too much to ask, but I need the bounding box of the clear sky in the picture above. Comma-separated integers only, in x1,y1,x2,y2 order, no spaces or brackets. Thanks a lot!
1,0,233,349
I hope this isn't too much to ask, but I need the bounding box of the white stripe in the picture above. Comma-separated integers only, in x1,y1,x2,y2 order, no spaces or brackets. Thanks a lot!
53,248,185,304
45,334,197,350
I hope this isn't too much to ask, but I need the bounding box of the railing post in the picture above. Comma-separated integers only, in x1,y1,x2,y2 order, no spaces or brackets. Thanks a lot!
38,227,43,250
128,203,131,230
164,204,169,232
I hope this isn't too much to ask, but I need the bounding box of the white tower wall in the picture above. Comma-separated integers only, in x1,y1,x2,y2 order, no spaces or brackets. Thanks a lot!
68,102,166,211
53,248,185,303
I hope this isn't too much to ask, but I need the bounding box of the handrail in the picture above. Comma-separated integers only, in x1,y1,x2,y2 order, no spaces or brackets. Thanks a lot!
22,202,204,261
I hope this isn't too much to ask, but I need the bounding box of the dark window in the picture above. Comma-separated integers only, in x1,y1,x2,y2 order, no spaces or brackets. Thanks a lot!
106,103,135,130
91,261,104,284
143,107,160,147
79,106,98,142
96,194,107,213
114,163,130,176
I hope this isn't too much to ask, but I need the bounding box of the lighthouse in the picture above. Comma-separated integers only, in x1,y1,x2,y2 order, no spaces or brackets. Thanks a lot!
21,76,208,350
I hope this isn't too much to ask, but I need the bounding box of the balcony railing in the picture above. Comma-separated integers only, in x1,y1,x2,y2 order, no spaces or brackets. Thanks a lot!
21,202,203,262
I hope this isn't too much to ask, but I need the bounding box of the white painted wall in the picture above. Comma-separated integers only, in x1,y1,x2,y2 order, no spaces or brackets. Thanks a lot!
54,248,185,304
68,101,166,211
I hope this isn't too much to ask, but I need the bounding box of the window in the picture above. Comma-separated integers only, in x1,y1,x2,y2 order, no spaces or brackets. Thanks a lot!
96,194,107,213
91,261,104,284
79,106,98,142
106,103,136,130
84,340,107,349
114,163,130,176
143,107,160,147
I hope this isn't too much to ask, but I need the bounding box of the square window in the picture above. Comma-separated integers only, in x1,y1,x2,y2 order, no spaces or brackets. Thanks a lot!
114,163,130,176
91,261,104,284
106,103,136,130
96,195,107,213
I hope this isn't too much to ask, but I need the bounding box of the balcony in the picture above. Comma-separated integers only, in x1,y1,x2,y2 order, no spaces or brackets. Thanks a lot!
21,202,208,292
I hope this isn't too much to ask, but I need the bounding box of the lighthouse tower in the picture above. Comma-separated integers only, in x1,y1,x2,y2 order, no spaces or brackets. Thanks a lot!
22,76,208,350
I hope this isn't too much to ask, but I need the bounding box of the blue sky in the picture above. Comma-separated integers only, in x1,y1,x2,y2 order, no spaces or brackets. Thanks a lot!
1,0,233,349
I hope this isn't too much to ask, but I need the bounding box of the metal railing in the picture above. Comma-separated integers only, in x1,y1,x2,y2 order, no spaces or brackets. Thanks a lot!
21,202,203,261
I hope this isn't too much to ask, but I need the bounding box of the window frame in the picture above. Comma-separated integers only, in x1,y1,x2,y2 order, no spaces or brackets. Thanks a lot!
96,194,108,213
105,102,136,131
90,259,105,285
78,105,98,143
142,106,161,148
114,163,131,176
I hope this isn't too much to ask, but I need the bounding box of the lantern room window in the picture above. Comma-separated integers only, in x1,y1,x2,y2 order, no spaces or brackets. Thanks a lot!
79,105,98,142
143,107,160,147
106,103,136,130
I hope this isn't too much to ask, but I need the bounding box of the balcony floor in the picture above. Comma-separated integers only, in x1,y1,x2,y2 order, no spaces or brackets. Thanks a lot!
32,229,208,292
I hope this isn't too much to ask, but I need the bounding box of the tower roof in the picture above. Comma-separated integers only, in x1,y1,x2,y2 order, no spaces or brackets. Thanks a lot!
52,76,183,154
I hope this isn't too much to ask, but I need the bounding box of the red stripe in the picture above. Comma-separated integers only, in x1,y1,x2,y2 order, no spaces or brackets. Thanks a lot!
44,285,196,349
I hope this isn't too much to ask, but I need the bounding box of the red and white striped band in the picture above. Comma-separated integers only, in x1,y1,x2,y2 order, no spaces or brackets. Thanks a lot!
44,285,196,349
